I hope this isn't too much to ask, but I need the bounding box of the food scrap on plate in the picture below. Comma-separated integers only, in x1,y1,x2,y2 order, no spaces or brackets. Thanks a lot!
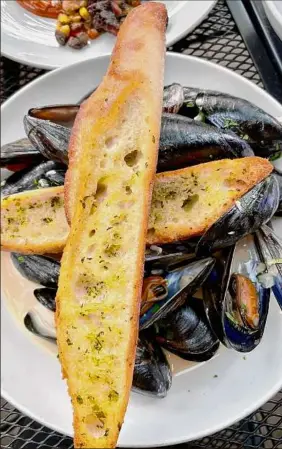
17,0,142,49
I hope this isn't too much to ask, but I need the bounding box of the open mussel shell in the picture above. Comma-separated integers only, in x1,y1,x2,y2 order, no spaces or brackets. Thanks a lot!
133,333,172,398
34,288,57,312
182,87,282,157
203,234,271,352
24,310,56,341
158,113,253,172
29,105,79,127
24,115,71,165
1,138,43,169
1,160,63,196
155,298,219,362
11,253,60,287
145,239,199,263
255,225,282,310
140,256,215,330
197,174,280,255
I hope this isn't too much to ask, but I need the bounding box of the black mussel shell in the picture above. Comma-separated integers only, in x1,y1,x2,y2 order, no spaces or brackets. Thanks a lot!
1,138,42,169
273,169,282,216
255,225,282,310
140,256,215,330
24,115,70,165
24,311,56,341
197,175,280,255
45,168,66,186
145,239,199,263
11,253,60,287
29,105,79,127
203,234,271,352
133,333,172,398
158,113,253,172
182,87,282,157
34,288,57,312
155,299,219,362
1,160,63,196
163,83,185,114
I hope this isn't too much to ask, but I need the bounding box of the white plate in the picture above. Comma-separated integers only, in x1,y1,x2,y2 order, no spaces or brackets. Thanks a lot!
1,0,216,69
1,53,282,447
263,0,282,41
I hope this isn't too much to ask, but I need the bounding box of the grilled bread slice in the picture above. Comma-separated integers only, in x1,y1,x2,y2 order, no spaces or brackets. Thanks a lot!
55,3,167,449
1,186,68,254
1,157,273,254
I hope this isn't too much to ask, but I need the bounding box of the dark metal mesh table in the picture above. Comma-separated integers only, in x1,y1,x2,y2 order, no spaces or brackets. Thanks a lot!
1,1,281,448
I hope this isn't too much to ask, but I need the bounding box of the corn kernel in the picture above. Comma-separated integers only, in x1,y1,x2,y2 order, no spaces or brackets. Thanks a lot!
60,24,71,37
58,13,70,24
79,6,90,20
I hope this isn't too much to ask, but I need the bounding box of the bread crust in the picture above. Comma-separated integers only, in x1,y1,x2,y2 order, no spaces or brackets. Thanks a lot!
56,3,167,448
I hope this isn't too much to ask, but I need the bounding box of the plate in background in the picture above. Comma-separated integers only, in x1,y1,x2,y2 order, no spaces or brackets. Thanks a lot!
263,0,282,41
1,0,217,69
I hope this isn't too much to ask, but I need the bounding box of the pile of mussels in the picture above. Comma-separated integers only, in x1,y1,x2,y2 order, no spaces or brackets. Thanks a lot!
1,84,282,399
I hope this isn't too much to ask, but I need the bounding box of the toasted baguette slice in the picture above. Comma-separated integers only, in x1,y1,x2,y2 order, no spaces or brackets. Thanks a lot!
1,157,273,254
56,4,167,449
147,156,273,244
1,187,68,254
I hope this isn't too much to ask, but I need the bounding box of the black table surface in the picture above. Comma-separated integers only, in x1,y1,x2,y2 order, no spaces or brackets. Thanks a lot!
1,1,282,448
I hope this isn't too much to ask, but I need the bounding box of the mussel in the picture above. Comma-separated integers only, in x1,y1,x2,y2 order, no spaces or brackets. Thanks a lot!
255,225,282,310
181,87,282,157
1,138,43,170
11,253,60,287
28,105,79,127
196,174,280,255
202,234,271,352
24,114,71,165
1,160,63,196
24,310,56,341
44,168,66,186
133,334,172,398
20,106,254,174
155,298,219,362
158,113,254,171
34,288,57,312
140,255,215,330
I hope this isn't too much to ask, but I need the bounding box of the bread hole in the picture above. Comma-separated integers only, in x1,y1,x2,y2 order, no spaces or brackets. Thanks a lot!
95,180,108,203
124,150,142,167
89,229,96,238
125,185,132,195
147,228,156,238
85,416,106,439
224,178,248,190
105,136,118,150
182,194,199,212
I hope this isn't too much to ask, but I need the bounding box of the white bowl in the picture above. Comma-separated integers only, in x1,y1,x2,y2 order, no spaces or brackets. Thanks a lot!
1,53,282,447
